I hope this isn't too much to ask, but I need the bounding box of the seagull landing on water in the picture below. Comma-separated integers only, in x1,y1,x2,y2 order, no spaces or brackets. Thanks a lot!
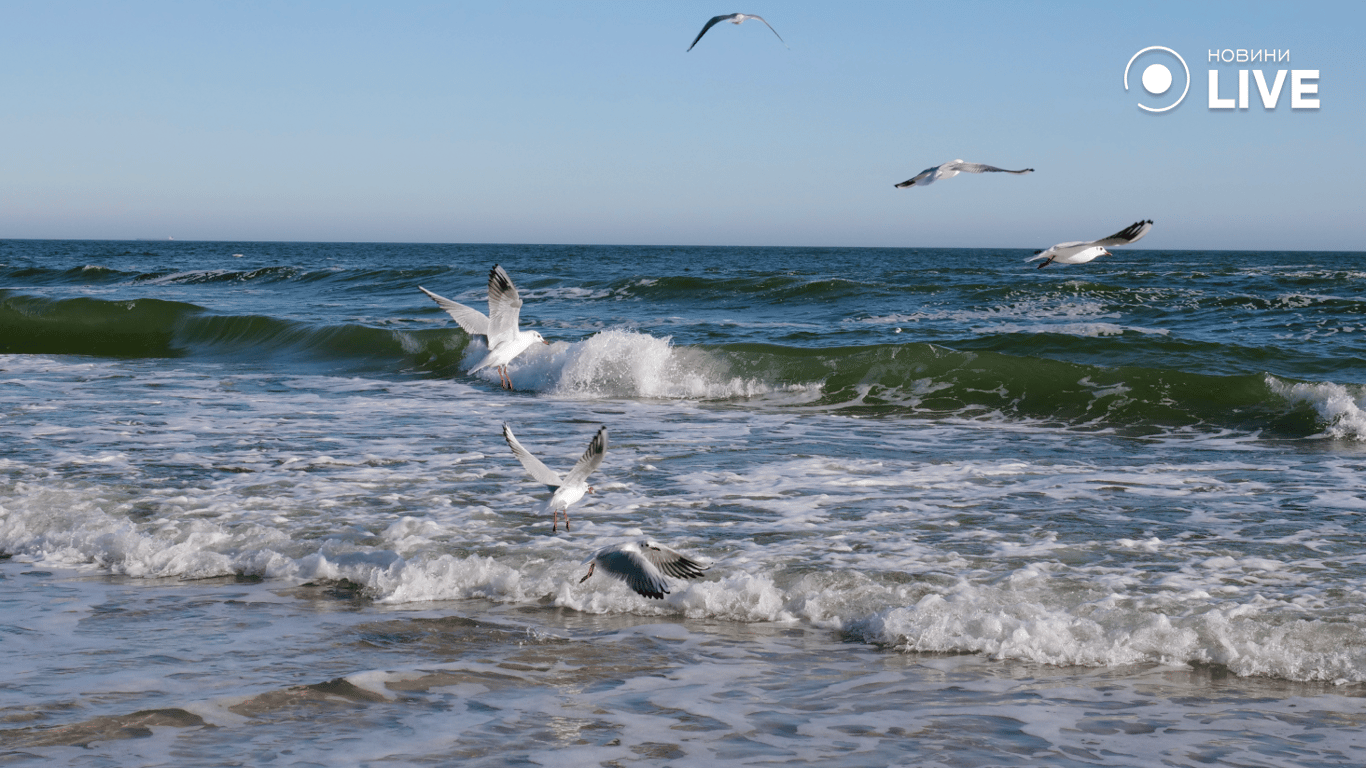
418,265,549,390
581,540,710,599
687,13,785,51
895,160,1034,189
503,424,607,532
1027,220,1154,268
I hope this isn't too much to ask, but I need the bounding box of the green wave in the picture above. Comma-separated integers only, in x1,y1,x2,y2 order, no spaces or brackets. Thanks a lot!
0,292,1343,437
0,291,464,370
712,342,1326,436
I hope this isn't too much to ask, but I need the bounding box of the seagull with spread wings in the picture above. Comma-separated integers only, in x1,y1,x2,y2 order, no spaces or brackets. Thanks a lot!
687,13,785,51
895,159,1034,189
1027,220,1154,268
503,424,607,532
580,540,710,599
418,264,548,390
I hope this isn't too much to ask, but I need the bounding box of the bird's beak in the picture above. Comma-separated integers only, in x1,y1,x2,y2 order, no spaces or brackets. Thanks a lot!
542,338,551,345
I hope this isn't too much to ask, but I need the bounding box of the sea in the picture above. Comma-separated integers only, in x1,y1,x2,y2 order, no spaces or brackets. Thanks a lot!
2,239,1365,766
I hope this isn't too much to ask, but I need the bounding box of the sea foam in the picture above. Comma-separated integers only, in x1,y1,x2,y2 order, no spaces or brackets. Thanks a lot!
1269,376,1366,440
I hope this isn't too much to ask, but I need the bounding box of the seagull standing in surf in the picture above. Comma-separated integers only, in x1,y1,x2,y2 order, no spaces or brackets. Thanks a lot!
895,160,1034,189
687,13,785,51
580,540,710,599
1027,220,1154,268
418,265,548,390
503,424,607,532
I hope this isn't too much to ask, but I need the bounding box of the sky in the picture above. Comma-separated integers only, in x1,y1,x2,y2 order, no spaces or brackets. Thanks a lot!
1,1,1362,250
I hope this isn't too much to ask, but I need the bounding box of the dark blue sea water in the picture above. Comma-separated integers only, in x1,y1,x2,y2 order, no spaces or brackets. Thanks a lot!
3,239,1365,765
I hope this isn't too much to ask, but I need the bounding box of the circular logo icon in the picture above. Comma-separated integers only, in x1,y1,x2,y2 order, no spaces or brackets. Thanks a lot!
1124,47,1189,112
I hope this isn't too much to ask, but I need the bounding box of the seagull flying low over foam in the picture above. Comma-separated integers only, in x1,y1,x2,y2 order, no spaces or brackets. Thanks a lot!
503,423,607,532
418,265,548,390
581,540,710,599
894,160,1034,189
1027,220,1154,268
687,13,785,51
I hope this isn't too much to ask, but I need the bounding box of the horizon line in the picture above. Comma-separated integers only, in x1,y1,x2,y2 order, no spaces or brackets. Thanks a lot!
2,236,1360,255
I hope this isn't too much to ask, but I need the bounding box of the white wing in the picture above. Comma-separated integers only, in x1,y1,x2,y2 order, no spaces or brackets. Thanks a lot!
945,161,1034,175
417,286,490,337
502,423,563,488
563,426,607,488
894,167,937,188
739,14,785,46
485,265,524,346
638,540,710,580
1089,220,1153,248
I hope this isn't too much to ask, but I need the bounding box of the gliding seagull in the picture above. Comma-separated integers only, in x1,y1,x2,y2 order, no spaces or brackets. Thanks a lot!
895,160,1034,189
503,423,607,532
580,540,710,599
1027,220,1154,268
418,265,548,390
687,13,785,51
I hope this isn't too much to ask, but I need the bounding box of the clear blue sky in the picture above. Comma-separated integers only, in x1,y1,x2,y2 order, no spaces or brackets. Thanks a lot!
2,1,1362,249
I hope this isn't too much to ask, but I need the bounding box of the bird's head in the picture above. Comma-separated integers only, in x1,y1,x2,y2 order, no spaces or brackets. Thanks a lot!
530,331,549,345
587,486,595,494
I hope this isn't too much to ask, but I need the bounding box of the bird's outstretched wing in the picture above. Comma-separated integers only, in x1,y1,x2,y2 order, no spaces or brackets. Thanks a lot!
503,423,563,488
563,426,608,488
417,286,490,337
639,540,710,580
894,167,937,188
1090,220,1153,247
744,14,785,46
948,162,1035,175
485,264,524,345
595,548,673,599
687,14,733,51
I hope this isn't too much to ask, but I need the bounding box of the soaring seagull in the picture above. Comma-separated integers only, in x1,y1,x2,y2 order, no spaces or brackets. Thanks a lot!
687,13,785,51
419,265,548,390
503,423,607,532
580,540,710,599
1027,220,1154,268
895,160,1034,189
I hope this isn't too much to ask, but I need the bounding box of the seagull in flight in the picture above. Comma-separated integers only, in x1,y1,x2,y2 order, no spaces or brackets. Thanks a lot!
503,424,607,532
1027,220,1154,268
580,540,710,599
419,265,548,390
895,160,1034,189
687,13,785,51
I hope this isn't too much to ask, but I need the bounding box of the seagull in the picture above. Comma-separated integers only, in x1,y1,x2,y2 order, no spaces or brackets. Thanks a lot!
580,540,710,599
1027,220,1154,268
687,13,785,51
895,160,1034,189
503,423,607,532
418,264,548,390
